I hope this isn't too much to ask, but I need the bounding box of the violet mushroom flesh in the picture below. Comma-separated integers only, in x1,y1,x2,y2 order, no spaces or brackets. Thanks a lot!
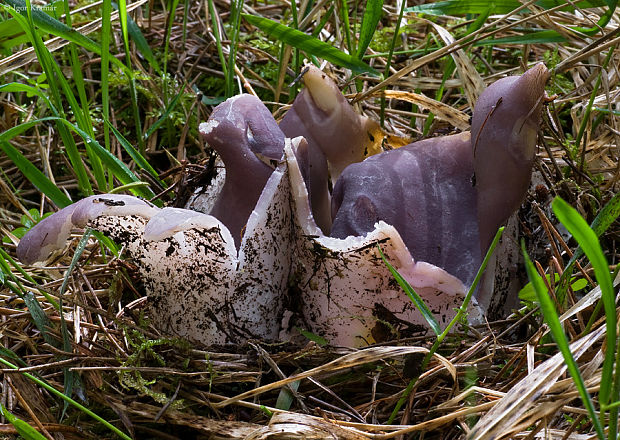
16,195,159,265
330,131,480,287
198,94,285,247
472,63,550,252
329,63,550,309
280,65,380,184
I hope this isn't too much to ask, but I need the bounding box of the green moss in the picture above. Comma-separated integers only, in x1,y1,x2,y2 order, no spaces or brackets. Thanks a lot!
199,75,227,98
117,330,190,409
369,25,397,54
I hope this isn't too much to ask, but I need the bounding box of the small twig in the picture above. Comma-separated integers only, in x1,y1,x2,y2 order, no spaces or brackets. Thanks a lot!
7,379,54,440
249,342,309,413
154,380,182,422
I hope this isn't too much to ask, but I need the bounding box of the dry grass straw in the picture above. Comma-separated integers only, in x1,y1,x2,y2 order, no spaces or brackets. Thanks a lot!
0,0,619,438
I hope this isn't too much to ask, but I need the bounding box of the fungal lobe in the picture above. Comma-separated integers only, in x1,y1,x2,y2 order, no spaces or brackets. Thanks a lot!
288,136,331,233
16,194,158,265
199,94,285,247
473,62,550,251
286,137,479,345
330,131,480,287
330,63,550,291
279,65,380,183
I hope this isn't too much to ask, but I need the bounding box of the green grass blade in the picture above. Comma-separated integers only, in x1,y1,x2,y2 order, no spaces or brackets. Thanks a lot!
522,240,604,440
564,190,620,276
0,248,60,310
227,0,244,96
119,0,144,154
450,226,504,333
46,61,106,190
575,47,615,150
475,30,568,45
593,107,620,117
0,32,29,51
60,0,104,188
3,0,129,73
102,0,112,159
406,0,606,15
377,245,441,335
473,0,616,45
4,0,98,49
60,231,95,304
108,181,153,193
0,251,57,346
380,0,406,126
0,83,57,112
127,17,160,74
92,231,120,257
243,14,379,76
289,0,300,98
0,356,132,439
356,0,383,59
386,226,504,424
23,290,56,346
207,0,228,82
58,229,92,418
339,0,353,56
182,0,190,43
1,115,154,199
31,3,103,188
107,121,164,184
112,2,161,74
4,5,95,195
0,404,47,440
275,379,300,411
0,139,72,208
585,190,620,239
61,0,94,138
0,346,27,368
593,0,617,31
143,88,185,140
311,4,335,39
552,197,615,432
60,121,156,200
0,15,30,51
296,328,328,346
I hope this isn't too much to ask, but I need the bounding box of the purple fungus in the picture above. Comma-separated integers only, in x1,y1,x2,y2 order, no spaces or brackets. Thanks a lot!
289,136,331,234
279,65,379,184
70,194,158,227
199,94,285,247
330,132,480,286
16,194,157,265
285,138,482,346
16,202,80,265
473,62,551,252
14,64,551,347
330,64,550,289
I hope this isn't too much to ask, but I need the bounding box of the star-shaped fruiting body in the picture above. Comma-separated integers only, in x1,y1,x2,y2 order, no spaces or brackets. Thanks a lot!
16,64,550,347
